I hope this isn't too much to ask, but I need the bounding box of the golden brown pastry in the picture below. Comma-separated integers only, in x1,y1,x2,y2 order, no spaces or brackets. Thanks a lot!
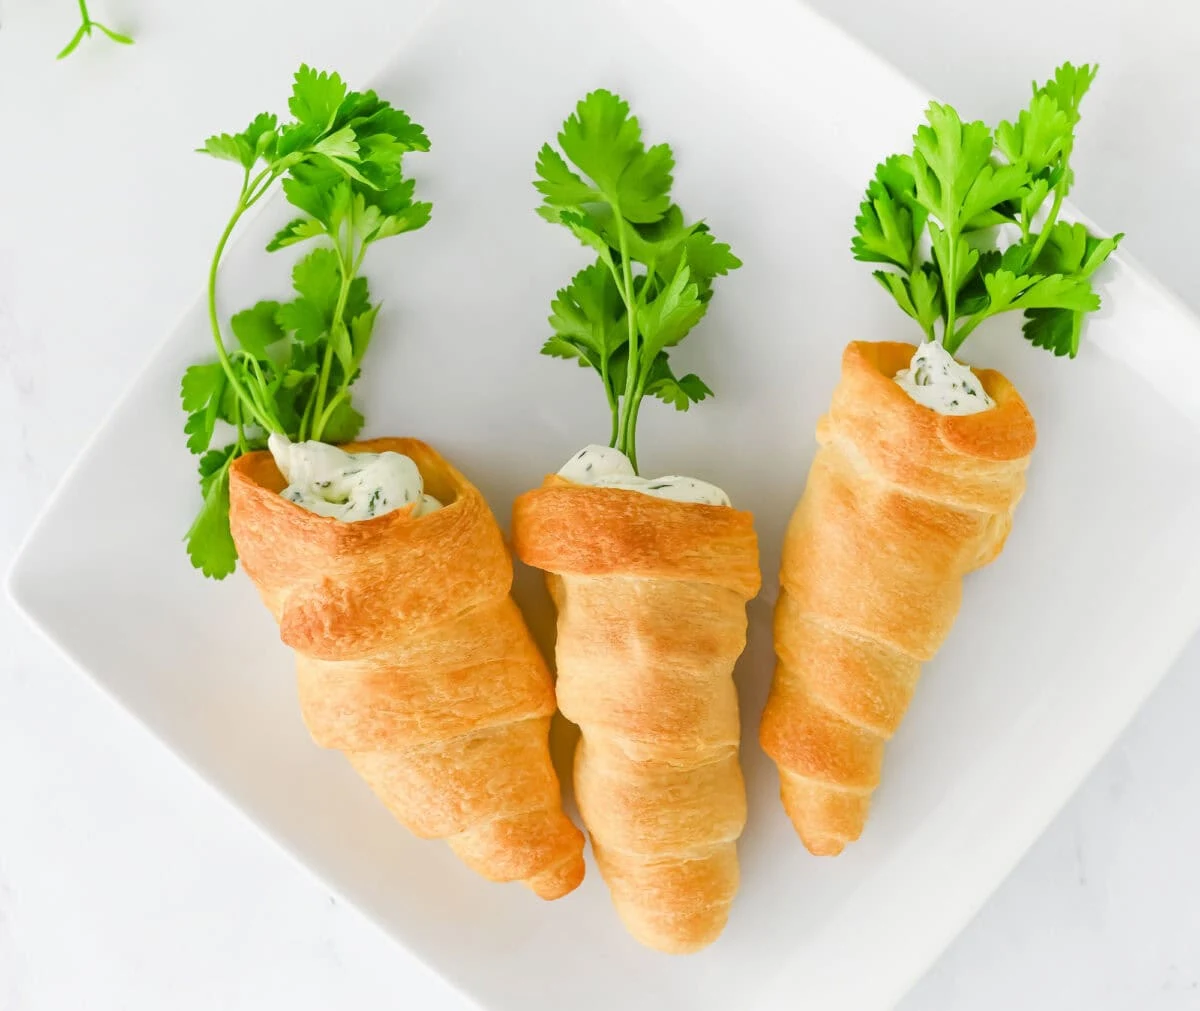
513,478,760,951
228,437,585,898
760,342,1037,856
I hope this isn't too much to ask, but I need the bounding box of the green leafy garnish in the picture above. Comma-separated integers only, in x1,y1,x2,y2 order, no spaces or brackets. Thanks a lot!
853,62,1122,358
57,0,133,59
535,90,740,472
181,66,431,579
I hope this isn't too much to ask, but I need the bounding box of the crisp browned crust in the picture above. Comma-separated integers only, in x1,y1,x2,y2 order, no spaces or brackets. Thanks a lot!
514,478,760,952
761,342,1036,856
229,437,585,898
514,475,761,596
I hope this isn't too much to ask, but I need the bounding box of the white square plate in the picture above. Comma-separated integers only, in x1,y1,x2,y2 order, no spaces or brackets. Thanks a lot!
11,0,1200,1007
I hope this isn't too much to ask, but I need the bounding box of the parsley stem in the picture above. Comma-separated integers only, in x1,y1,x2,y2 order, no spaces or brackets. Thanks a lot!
940,224,959,348
298,386,317,442
624,390,645,468
612,213,641,472
316,388,349,437
309,287,348,439
619,392,639,472
601,359,619,447
248,163,276,194
947,182,1066,358
244,175,277,209
945,313,983,355
208,194,279,434
233,396,247,454
312,346,336,439
1027,187,1065,265
598,251,628,448
234,353,279,430
59,0,133,57
238,351,278,423
310,240,365,441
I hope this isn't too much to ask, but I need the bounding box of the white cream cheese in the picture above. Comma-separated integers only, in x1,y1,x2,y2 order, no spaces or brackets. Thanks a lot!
893,340,995,416
558,444,731,507
268,434,441,522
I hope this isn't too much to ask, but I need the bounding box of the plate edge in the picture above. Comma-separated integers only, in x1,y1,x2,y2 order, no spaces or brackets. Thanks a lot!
8,0,1200,1008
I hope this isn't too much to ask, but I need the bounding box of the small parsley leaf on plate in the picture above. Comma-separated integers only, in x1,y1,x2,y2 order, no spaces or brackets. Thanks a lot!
56,1,133,59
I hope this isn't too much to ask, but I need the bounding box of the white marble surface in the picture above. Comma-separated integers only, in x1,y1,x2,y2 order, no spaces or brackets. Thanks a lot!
1,0,1197,1008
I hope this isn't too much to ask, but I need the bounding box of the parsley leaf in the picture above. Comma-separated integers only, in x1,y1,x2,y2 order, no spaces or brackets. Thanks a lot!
320,399,365,443
852,156,927,270
1022,307,1084,357
267,217,327,251
637,262,707,362
349,304,381,361
230,301,284,357
185,448,238,580
180,363,225,454
852,61,1121,359
557,92,644,199
644,355,712,412
535,90,739,470
290,248,342,319
1031,220,1125,278
289,66,348,131
997,93,1070,178
541,336,590,364
181,66,431,578
199,133,254,167
535,146,597,206
547,263,626,365
275,299,327,346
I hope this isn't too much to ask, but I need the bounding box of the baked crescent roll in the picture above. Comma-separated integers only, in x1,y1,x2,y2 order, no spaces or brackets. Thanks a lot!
228,437,585,898
513,478,760,951
760,341,1037,856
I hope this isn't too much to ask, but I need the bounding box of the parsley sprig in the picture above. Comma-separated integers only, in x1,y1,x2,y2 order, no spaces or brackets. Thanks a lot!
181,66,431,579
535,90,741,472
853,62,1122,358
57,0,133,58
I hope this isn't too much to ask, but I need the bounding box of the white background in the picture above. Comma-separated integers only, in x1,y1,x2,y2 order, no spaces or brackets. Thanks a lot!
1,0,1197,1008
